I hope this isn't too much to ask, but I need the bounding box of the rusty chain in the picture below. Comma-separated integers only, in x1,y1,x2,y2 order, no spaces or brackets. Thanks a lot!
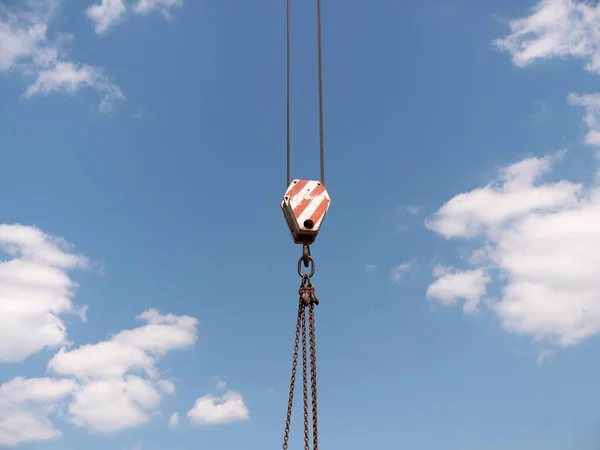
308,303,319,450
302,303,309,450
282,246,320,450
282,299,303,450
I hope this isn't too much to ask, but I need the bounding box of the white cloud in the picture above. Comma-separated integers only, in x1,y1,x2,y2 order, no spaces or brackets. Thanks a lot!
495,1,600,155
168,412,180,430
390,263,411,283
0,224,88,363
114,309,198,355
426,266,491,314
187,390,249,426
86,0,127,35
427,154,600,346
47,309,197,432
0,224,201,442
494,0,600,73
133,0,183,16
425,152,580,238
434,2,600,349
0,307,197,441
0,1,124,111
365,263,377,272
0,377,77,446
85,0,183,35
68,376,161,432
49,341,156,381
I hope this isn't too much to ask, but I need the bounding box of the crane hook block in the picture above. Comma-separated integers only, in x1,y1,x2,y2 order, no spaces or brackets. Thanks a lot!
281,179,331,245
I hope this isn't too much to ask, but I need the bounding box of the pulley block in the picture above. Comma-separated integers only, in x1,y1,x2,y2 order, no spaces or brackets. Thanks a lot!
281,179,331,245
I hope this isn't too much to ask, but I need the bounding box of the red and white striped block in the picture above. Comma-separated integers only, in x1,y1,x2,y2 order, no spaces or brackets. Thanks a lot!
281,179,331,244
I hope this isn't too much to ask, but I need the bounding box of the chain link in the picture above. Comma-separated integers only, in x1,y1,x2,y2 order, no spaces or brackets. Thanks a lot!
282,275,320,450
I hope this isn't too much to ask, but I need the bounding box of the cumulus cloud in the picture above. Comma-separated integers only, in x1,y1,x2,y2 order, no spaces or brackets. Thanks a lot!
0,306,198,440
426,153,600,347
427,266,491,314
0,1,124,111
425,153,580,238
429,0,600,349
0,224,88,362
0,377,77,446
187,390,249,426
48,309,197,432
0,225,205,443
114,309,198,355
67,376,162,432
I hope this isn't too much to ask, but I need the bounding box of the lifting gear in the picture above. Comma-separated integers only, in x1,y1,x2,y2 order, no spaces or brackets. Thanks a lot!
281,179,330,245
280,0,328,449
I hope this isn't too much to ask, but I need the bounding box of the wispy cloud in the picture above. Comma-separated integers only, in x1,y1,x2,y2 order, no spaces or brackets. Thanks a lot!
133,0,183,16
365,263,377,272
85,0,127,35
530,100,551,127
168,412,180,430
390,263,411,283
403,205,421,215
86,0,183,35
132,109,145,119
0,1,124,111
214,376,227,391
494,0,600,74
537,350,555,365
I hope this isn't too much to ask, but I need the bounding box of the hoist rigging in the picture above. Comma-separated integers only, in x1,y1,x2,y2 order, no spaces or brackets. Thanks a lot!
280,0,329,449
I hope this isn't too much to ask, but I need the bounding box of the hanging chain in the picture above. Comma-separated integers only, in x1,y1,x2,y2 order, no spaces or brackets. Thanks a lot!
308,302,319,450
282,299,302,450
302,303,310,450
282,246,320,450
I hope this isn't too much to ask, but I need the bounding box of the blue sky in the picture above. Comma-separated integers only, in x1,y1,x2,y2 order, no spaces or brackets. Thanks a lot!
2,0,600,449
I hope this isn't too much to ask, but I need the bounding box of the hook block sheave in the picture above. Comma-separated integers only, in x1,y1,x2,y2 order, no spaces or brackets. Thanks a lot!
281,179,331,245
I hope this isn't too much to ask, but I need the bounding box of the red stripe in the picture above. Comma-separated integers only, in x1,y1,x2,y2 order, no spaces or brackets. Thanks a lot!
292,183,325,219
309,196,329,225
285,179,309,199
